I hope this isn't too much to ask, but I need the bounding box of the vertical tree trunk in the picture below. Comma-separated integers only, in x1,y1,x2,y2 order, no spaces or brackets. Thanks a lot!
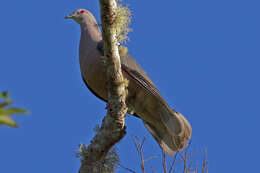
79,0,128,172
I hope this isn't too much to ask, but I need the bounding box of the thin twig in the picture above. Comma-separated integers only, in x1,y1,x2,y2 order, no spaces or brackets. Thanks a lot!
132,136,146,173
144,155,158,162
206,161,209,173
118,164,137,173
183,146,189,173
201,148,207,173
150,167,155,173
187,160,193,173
168,153,178,173
162,151,168,173
141,136,146,149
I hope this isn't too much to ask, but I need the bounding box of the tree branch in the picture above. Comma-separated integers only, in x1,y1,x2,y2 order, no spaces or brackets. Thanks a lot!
79,0,128,172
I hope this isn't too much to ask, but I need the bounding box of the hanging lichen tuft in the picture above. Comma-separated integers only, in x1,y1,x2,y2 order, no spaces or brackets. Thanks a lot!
113,2,132,43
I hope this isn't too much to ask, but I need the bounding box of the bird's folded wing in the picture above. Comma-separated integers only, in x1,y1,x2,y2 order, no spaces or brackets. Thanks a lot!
97,41,167,106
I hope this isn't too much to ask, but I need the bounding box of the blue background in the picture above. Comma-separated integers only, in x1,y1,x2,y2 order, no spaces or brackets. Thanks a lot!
0,0,259,172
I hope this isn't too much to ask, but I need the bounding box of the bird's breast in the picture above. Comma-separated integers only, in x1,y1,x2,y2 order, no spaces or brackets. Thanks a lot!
79,48,108,101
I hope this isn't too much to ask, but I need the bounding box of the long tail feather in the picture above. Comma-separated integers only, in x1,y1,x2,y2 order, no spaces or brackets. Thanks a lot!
142,103,191,156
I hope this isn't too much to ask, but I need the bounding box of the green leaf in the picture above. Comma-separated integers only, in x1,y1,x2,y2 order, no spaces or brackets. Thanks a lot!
0,115,18,127
0,101,13,108
0,108,28,115
0,91,9,99
0,91,28,128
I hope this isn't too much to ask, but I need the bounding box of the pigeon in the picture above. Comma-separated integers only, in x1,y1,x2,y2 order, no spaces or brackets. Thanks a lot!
66,9,191,156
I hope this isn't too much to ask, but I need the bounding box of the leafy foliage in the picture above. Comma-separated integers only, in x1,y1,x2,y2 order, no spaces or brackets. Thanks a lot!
0,91,27,127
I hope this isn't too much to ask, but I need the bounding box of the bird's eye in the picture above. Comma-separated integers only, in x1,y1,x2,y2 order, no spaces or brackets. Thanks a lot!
80,10,85,14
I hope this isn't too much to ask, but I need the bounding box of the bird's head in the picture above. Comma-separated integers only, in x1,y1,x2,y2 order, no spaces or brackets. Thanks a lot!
65,9,95,25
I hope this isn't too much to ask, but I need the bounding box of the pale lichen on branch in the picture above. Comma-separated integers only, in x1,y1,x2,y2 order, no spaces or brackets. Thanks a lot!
114,3,132,43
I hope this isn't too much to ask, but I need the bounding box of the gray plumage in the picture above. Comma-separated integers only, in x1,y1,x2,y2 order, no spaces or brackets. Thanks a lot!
66,9,191,156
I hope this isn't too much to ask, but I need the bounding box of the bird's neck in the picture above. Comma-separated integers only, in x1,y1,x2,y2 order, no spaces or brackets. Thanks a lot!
80,22,102,43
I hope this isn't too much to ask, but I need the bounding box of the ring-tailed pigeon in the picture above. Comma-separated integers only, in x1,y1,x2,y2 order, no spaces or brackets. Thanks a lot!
66,9,191,156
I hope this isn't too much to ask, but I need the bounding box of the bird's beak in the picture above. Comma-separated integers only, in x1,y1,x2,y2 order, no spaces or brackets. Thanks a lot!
65,13,74,19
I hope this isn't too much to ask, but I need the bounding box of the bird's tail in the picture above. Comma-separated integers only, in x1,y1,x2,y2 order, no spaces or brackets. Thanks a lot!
143,103,192,156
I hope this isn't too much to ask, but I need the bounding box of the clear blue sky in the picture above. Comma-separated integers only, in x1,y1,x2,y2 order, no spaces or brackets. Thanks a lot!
0,0,259,172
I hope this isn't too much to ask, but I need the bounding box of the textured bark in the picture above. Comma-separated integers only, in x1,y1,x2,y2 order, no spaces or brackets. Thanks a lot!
79,0,128,172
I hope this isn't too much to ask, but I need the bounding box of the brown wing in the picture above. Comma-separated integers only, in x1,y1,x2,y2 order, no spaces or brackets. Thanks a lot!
97,41,167,106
